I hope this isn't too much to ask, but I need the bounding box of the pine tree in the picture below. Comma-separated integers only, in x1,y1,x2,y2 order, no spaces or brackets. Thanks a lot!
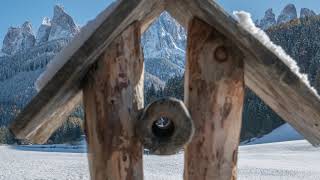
145,84,157,104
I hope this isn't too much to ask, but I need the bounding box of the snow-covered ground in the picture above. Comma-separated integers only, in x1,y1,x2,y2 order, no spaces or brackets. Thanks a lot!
0,140,320,180
239,140,320,180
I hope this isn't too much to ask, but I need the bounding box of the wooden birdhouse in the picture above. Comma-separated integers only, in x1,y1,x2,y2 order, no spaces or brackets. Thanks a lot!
10,0,320,179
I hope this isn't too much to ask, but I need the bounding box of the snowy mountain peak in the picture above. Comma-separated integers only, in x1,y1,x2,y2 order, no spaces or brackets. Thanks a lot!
260,8,276,30
36,17,52,44
142,12,186,68
22,21,33,33
300,8,316,18
277,4,297,24
42,17,51,26
48,5,80,41
1,22,36,55
53,5,65,16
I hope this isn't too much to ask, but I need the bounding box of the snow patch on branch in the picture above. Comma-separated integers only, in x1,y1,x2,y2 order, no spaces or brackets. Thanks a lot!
233,11,319,97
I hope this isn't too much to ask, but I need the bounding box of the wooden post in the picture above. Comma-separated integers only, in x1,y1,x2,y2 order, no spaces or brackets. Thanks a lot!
184,18,245,180
83,21,144,180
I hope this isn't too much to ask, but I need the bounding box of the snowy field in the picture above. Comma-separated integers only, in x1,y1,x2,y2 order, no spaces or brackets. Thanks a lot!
0,140,320,180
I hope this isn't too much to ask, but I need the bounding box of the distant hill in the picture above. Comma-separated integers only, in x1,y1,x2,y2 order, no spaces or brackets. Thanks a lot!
245,123,303,145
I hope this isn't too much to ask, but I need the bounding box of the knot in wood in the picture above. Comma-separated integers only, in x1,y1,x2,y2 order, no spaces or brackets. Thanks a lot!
136,98,194,155
214,46,228,62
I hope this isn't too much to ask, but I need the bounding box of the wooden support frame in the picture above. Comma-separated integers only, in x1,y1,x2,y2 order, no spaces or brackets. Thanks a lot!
83,21,144,180
184,18,244,180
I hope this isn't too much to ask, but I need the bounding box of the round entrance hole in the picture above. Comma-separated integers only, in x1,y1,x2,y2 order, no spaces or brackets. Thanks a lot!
136,98,195,155
152,117,175,139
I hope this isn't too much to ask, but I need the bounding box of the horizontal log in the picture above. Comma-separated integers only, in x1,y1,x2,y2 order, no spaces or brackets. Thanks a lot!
10,0,164,143
166,0,320,146
26,92,82,144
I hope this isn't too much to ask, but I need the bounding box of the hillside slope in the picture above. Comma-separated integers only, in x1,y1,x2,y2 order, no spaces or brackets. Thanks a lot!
245,123,303,145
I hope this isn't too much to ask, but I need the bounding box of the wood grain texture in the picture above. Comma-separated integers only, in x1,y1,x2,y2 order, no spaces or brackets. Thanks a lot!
27,93,83,144
10,0,164,143
184,18,244,180
83,21,144,180
166,0,320,146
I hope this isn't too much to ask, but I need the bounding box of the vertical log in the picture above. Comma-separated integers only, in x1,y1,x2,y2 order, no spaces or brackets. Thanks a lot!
83,21,144,180
184,18,245,180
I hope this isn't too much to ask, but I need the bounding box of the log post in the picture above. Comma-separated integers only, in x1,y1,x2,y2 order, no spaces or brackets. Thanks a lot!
83,21,144,180
184,18,245,180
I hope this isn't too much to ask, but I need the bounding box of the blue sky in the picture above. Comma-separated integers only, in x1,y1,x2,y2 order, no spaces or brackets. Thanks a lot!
0,0,320,44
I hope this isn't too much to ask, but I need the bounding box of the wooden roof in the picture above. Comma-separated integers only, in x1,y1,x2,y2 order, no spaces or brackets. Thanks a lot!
10,0,320,146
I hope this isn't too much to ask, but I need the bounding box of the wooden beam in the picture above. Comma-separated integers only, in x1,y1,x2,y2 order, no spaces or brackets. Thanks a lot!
184,18,244,180
10,0,164,143
166,0,320,146
83,21,144,180
26,93,83,143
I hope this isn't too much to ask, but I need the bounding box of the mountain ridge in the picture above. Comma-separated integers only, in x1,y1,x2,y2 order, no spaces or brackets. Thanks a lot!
0,6,185,125
258,4,317,30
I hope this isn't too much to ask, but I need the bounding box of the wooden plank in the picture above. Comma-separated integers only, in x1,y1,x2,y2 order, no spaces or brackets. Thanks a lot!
184,18,244,180
27,92,83,144
83,21,144,180
166,0,320,146
10,0,164,143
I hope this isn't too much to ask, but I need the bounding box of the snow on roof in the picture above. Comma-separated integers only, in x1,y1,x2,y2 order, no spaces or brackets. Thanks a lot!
35,1,118,91
233,11,319,98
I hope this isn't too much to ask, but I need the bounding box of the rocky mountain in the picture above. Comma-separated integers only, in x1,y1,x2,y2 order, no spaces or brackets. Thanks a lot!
258,4,316,30
277,4,298,24
0,7,185,125
300,8,316,18
259,8,276,30
1,22,36,55
142,12,186,88
36,17,51,44
142,12,186,69
0,6,79,125
48,5,80,41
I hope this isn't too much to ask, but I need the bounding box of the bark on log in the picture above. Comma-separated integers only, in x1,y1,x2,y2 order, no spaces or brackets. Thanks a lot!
184,18,244,180
83,21,144,180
